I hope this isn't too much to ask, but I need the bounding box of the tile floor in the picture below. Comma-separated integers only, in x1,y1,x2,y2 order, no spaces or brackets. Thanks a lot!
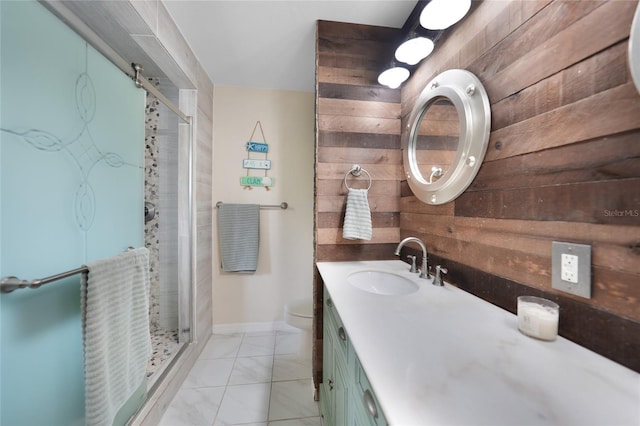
159,330,321,426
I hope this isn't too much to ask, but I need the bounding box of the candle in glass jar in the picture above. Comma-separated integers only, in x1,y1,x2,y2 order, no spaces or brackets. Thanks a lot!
517,296,559,341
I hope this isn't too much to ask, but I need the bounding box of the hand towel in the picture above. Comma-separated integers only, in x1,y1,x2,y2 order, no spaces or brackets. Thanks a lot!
81,247,151,426
343,188,372,240
218,203,260,272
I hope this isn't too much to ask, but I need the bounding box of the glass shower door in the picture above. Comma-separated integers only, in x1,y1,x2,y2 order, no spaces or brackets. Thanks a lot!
1,1,145,424
144,86,193,386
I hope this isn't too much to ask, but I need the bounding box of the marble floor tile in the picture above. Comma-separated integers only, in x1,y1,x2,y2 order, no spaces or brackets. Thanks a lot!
200,333,243,359
218,424,267,426
268,380,319,421
182,358,234,388
159,386,224,426
268,417,321,426
274,331,301,355
216,423,266,426
244,330,278,336
229,355,273,385
272,354,312,382
238,334,276,357
161,332,321,426
215,383,271,425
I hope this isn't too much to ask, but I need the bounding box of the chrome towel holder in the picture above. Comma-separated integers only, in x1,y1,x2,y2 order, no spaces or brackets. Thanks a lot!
1,247,138,293
344,164,372,190
215,201,288,210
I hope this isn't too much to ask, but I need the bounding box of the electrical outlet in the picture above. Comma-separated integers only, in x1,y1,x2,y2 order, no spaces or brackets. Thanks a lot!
561,253,578,283
552,241,591,298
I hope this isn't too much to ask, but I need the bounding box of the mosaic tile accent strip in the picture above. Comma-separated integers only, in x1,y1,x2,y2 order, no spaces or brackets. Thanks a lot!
145,78,160,332
146,328,180,384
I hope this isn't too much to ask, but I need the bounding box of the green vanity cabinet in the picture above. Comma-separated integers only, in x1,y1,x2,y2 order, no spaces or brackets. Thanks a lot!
349,343,387,426
320,310,334,423
321,291,349,426
322,287,387,426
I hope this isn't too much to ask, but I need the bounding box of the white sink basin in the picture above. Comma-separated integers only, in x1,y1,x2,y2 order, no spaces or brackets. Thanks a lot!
347,270,419,295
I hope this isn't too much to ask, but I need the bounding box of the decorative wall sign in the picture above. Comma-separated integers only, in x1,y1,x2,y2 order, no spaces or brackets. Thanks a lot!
240,176,274,187
245,142,269,153
243,159,271,170
242,121,273,190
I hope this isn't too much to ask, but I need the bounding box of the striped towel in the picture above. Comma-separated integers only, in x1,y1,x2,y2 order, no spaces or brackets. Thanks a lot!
81,248,151,426
343,188,372,240
218,203,260,273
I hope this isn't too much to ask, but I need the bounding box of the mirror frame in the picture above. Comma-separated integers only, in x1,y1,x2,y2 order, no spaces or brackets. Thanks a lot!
630,2,640,93
403,69,491,205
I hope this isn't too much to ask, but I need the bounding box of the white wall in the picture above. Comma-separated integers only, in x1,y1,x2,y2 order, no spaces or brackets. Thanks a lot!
212,86,315,326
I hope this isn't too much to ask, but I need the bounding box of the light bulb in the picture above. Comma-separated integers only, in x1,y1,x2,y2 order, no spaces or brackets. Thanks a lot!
378,67,410,89
395,37,434,66
420,0,471,30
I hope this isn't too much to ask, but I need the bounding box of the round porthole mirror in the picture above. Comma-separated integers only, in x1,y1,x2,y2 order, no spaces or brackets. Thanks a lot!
403,69,490,205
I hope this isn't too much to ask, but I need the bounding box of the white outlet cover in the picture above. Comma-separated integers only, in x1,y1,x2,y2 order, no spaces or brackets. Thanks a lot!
552,241,591,299
561,253,578,283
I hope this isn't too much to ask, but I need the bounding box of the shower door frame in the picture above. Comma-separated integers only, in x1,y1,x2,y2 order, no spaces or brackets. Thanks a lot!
177,91,197,346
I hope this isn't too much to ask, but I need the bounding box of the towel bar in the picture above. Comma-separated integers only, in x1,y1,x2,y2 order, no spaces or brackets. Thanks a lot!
216,201,288,210
1,267,88,293
1,247,137,293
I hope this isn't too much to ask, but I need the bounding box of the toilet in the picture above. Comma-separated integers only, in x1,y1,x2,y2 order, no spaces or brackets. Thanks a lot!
284,298,313,358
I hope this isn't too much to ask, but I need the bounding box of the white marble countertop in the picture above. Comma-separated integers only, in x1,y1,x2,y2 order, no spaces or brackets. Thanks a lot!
317,260,640,426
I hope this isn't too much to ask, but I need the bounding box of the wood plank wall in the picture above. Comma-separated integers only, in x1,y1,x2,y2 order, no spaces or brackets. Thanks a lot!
400,0,640,372
314,1,640,389
313,21,403,389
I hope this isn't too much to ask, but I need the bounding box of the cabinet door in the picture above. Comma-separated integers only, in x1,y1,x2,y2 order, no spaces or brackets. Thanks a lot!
321,309,335,425
347,341,388,425
325,287,389,426
351,387,388,426
334,355,349,426
326,296,349,362
350,391,373,426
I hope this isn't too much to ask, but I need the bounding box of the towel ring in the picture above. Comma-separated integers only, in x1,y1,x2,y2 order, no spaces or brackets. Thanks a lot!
344,165,372,191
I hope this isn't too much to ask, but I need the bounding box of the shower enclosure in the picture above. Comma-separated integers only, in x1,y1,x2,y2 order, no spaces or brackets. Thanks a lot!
144,81,194,387
0,1,195,424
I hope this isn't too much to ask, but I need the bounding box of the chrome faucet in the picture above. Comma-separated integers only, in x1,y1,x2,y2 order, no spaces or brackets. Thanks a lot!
394,237,429,279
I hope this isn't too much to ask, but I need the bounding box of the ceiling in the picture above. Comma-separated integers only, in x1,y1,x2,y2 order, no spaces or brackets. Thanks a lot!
163,1,418,92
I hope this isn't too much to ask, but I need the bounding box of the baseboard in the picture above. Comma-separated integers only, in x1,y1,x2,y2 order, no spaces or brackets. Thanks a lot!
211,321,298,334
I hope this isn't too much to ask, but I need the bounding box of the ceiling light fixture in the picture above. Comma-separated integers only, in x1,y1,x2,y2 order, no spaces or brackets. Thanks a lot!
378,65,410,89
395,36,435,66
420,0,471,30
377,0,471,89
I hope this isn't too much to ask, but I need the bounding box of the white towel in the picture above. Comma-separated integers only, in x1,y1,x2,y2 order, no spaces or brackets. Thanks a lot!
343,188,372,240
218,203,260,272
81,248,151,426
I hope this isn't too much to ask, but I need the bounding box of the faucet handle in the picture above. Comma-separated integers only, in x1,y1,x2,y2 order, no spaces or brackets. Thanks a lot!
433,265,448,286
406,255,418,273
